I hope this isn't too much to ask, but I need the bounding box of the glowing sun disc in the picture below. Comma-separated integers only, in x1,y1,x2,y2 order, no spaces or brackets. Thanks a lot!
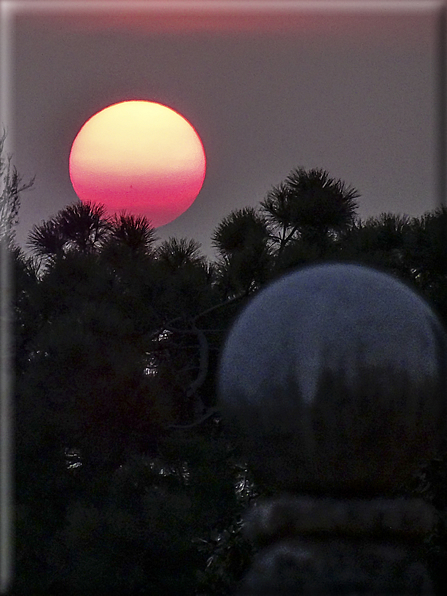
69,100,206,227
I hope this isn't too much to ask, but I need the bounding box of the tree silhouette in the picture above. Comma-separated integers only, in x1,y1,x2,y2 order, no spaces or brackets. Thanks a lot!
26,218,67,260
11,165,447,595
107,212,157,256
335,212,412,277
212,207,272,297
0,132,34,242
403,207,447,321
156,237,205,271
27,201,110,262
261,167,359,255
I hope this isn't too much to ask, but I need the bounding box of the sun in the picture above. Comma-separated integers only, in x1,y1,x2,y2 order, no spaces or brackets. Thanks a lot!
69,101,206,227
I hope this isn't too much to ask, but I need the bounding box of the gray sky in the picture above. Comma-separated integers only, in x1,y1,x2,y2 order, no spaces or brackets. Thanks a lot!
4,0,444,258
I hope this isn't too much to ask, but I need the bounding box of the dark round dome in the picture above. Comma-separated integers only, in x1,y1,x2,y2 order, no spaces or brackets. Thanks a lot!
218,263,447,495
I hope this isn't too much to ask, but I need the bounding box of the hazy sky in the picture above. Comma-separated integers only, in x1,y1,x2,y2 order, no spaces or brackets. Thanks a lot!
4,0,444,257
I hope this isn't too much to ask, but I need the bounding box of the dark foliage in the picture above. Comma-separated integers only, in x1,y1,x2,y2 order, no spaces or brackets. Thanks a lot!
8,165,447,594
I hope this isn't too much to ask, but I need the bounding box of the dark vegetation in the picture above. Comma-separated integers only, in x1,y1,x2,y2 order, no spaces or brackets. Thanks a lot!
1,148,447,594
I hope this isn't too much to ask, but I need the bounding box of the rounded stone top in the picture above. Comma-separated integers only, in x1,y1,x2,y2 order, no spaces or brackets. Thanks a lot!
218,263,447,495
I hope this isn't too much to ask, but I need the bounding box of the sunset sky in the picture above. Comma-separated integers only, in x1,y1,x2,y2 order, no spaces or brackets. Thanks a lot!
3,0,445,257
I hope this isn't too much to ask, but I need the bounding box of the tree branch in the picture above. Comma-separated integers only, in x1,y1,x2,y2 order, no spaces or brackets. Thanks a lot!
185,324,209,399
145,293,246,343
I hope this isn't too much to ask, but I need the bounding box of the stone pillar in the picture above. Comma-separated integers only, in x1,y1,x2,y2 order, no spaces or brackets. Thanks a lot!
218,263,447,595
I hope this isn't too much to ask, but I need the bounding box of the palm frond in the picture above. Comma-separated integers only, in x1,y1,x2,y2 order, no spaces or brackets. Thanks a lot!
27,219,66,258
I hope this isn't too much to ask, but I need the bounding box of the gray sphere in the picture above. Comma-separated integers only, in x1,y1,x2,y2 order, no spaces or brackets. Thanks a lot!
218,263,447,495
